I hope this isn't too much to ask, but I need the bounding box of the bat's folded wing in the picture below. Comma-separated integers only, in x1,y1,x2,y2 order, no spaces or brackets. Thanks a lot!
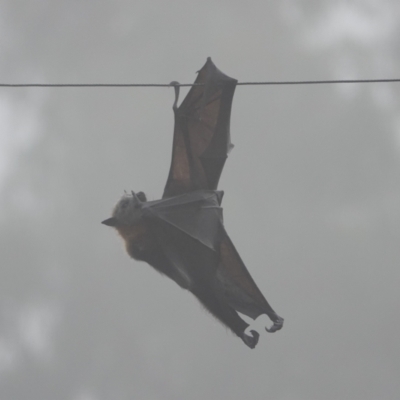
142,191,224,286
216,233,276,321
163,57,237,198
143,190,224,252
142,191,283,331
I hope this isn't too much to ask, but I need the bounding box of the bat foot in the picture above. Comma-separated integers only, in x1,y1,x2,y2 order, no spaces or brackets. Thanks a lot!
265,316,284,333
241,329,260,349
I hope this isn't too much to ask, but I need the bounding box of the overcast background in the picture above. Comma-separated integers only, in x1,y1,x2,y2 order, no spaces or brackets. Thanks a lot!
1,1,400,399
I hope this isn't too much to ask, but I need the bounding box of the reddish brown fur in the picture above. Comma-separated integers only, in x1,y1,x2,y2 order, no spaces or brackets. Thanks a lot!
115,222,157,260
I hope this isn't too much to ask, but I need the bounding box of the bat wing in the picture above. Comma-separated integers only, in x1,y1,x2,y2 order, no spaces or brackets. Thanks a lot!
162,57,237,198
143,195,268,320
143,190,224,252
143,191,283,332
142,190,224,288
215,231,277,320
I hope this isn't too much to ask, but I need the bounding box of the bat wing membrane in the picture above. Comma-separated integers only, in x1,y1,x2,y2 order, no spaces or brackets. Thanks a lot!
216,232,276,320
162,57,237,198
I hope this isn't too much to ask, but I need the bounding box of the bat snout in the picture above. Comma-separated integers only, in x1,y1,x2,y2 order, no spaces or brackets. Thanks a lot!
101,217,118,227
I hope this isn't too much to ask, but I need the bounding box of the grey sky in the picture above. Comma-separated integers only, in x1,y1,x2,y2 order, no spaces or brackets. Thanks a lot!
1,1,400,399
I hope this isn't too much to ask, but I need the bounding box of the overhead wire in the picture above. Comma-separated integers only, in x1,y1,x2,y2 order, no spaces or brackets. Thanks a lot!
1,78,400,88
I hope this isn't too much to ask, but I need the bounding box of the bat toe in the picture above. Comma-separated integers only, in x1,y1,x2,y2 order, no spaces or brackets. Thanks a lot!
241,329,260,349
265,315,284,333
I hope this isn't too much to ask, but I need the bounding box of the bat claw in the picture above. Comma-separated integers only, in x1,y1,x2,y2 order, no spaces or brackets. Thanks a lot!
265,316,284,333
170,81,180,110
241,329,260,349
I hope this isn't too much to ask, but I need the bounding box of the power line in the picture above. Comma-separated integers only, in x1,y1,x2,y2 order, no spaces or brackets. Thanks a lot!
238,78,400,85
0,83,179,88
0,78,400,88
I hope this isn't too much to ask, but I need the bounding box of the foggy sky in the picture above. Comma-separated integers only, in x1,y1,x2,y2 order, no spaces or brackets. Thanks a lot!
1,1,400,399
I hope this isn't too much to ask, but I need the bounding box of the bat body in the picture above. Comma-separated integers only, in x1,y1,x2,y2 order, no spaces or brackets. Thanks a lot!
102,58,283,348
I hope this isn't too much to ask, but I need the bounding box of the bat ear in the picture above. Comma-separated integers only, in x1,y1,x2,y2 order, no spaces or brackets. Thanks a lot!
131,191,142,208
101,217,119,227
136,191,147,202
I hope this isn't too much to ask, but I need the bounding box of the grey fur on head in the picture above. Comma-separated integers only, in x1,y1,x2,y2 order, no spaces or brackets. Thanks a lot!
111,191,147,226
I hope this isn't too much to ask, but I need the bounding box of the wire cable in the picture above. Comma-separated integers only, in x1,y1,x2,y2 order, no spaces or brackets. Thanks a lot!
1,78,400,88
237,78,400,86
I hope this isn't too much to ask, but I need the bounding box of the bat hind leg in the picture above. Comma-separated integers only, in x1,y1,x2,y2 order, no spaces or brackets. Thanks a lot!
241,329,260,349
265,313,284,333
193,288,260,349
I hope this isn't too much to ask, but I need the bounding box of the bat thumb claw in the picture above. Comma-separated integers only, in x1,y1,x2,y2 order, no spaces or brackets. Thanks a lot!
170,82,180,110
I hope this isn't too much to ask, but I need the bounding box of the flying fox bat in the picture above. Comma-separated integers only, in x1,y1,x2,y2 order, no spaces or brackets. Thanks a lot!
102,57,283,348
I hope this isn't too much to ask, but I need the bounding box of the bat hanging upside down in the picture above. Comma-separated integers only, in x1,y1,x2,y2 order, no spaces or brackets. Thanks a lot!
102,58,283,349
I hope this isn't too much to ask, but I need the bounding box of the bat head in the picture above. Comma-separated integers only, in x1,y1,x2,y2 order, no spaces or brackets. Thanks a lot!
102,191,147,228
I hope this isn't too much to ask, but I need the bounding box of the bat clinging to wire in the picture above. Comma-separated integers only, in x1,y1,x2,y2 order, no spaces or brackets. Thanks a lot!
102,58,283,348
